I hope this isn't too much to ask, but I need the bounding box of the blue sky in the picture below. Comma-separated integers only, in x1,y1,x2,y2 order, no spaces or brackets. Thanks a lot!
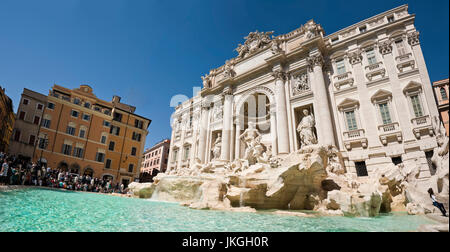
0,0,448,149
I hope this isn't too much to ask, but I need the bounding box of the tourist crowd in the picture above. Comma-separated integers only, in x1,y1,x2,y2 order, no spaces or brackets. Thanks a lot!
0,152,128,194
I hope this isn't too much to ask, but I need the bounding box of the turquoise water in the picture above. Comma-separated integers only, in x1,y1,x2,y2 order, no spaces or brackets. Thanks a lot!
0,188,436,232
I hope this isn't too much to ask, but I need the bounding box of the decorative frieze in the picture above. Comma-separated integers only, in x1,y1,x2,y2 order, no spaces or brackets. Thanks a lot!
348,50,363,65
271,37,283,54
272,70,288,81
222,60,236,79
307,54,323,72
378,41,393,55
291,72,310,96
407,31,420,46
235,30,274,59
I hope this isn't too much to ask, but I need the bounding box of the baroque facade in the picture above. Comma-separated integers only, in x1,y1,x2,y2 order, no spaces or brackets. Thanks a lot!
10,84,151,186
168,5,442,183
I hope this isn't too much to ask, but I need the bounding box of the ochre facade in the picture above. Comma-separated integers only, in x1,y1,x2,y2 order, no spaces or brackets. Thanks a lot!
31,84,150,186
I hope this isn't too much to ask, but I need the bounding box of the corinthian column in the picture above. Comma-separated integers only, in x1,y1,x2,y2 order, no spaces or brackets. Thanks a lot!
221,86,233,161
273,70,290,154
307,53,335,146
198,104,210,163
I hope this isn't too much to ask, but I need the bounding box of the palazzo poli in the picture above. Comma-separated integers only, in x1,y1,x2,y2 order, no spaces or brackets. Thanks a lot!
168,5,441,182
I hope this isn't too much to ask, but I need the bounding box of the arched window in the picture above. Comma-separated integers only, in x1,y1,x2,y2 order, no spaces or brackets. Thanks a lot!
440,87,448,100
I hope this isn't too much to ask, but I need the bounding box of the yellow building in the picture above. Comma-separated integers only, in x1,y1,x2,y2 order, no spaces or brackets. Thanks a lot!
33,84,151,186
0,86,15,153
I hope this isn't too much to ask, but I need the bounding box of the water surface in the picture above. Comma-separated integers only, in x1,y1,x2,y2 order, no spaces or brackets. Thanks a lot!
0,188,436,232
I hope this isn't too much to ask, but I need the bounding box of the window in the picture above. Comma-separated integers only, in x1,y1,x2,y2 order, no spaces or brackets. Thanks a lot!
37,104,43,110
395,39,407,56
440,87,448,100
42,119,51,128
38,137,47,149
387,15,394,23
71,110,79,118
62,144,72,155
336,59,346,75
135,119,143,129
73,147,84,158
47,102,55,110
33,116,40,125
84,102,91,109
128,164,134,173
131,147,137,156
95,152,105,163
103,120,110,127
105,159,112,169
19,111,26,120
366,49,377,65
172,149,178,162
184,146,190,160
378,103,392,125
331,37,339,43
82,114,91,121
392,156,403,166
29,135,36,145
22,99,29,105
104,110,111,116
66,126,76,136
94,106,101,112
113,112,123,122
110,125,120,136
100,135,107,144
108,141,115,151
410,95,423,117
132,132,142,141
345,111,358,131
79,129,86,138
355,161,368,177
62,96,70,101
73,98,81,105
14,130,21,142
359,26,367,33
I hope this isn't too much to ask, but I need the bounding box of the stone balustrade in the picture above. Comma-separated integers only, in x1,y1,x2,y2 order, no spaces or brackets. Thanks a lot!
343,129,368,150
410,115,434,139
377,122,403,145
333,71,354,90
365,62,386,81
395,53,415,72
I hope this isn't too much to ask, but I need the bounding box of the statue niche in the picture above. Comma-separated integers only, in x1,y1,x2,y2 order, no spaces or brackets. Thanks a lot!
296,107,318,149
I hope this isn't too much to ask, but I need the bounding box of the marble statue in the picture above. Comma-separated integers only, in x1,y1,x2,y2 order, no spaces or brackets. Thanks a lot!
431,116,449,196
297,109,318,147
239,122,265,165
212,133,222,160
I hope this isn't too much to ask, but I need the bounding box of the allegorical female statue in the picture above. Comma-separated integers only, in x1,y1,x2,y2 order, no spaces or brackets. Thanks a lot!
212,133,222,160
297,109,318,148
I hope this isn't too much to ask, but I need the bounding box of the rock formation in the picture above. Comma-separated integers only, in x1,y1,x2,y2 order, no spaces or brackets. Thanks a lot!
128,121,449,217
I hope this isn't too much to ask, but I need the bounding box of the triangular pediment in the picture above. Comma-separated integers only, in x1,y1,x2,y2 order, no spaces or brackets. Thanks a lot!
403,81,422,94
371,89,392,102
337,98,360,109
